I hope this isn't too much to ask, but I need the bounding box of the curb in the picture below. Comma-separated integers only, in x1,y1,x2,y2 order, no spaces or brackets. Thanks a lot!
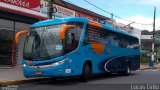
0,78,49,86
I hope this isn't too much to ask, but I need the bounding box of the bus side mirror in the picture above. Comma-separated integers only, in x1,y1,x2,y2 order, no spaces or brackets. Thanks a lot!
60,25,76,40
15,30,29,44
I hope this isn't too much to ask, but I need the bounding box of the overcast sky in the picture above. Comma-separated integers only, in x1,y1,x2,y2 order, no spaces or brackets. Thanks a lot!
65,0,160,31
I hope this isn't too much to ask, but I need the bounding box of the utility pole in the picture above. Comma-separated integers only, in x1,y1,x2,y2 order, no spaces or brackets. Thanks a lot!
111,13,114,27
48,0,57,19
48,0,53,19
149,7,156,67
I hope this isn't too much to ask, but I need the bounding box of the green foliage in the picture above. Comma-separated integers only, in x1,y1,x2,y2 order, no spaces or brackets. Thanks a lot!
155,30,160,35
141,30,151,35
141,45,151,51
141,56,159,63
141,55,150,63
157,47,160,57
142,30,160,36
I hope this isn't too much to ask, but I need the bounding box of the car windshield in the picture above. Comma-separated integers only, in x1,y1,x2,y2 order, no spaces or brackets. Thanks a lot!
23,24,64,60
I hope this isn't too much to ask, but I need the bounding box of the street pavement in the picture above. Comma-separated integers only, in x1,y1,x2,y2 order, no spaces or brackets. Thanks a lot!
4,70,160,90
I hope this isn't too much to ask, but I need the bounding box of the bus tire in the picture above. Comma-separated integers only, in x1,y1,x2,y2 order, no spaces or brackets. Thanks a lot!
124,64,131,76
119,63,131,76
81,63,91,82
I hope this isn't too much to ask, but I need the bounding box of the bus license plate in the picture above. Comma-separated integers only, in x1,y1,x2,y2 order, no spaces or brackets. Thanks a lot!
35,72,42,75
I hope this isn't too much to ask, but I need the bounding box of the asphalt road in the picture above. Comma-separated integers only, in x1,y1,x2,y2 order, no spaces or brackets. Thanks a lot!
2,70,160,90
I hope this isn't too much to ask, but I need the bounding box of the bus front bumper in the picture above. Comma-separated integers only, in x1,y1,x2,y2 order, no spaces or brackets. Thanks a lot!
22,60,74,78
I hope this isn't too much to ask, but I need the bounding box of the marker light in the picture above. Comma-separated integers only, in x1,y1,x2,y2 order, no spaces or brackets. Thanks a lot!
23,64,27,67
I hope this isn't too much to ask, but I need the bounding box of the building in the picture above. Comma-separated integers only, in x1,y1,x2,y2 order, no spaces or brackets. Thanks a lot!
141,35,160,51
141,35,160,50
0,0,110,67
114,22,141,40
141,35,160,62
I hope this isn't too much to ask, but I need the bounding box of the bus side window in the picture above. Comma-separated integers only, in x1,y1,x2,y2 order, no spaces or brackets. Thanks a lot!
83,30,90,45
65,26,82,53
65,31,75,52
134,39,139,49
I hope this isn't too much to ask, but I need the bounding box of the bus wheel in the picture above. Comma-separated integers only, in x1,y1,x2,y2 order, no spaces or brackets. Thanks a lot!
124,64,131,76
81,63,91,82
119,64,131,76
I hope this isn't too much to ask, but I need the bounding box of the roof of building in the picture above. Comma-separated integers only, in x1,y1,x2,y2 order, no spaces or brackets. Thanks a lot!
54,0,110,21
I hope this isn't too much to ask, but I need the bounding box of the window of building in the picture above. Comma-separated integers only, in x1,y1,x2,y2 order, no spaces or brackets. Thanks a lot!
0,18,32,65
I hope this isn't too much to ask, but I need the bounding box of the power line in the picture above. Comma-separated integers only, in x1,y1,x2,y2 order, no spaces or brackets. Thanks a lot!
83,0,152,26
64,0,74,5
113,15,152,25
83,0,111,15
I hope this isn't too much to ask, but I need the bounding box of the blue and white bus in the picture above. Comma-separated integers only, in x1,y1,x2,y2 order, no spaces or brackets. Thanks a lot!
15,17,140,82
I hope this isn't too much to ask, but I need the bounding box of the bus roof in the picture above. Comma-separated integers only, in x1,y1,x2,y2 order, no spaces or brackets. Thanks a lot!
32,17,138,39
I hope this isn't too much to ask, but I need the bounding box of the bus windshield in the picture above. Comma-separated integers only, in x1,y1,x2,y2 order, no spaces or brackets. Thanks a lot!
23,23,83,60
24,24,64,60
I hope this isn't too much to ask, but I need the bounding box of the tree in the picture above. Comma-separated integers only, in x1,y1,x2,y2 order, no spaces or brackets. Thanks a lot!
155,30,160,35
157,47,160,57
141,30,151,35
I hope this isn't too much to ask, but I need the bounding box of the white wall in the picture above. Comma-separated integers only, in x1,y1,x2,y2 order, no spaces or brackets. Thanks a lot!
141,35,153,39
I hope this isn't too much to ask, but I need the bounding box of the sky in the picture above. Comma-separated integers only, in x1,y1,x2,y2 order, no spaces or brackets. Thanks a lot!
65,0,160,31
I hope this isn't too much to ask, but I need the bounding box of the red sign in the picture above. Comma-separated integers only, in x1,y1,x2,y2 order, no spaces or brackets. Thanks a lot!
75,12,94,20
0,0,40,12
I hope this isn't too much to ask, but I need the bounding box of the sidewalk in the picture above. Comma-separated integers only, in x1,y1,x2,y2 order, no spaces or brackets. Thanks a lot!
140,63,160,70
0,66,26,81
0,66,48,85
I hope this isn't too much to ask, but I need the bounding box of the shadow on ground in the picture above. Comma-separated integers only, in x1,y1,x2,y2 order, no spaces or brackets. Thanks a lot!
33,73,137,86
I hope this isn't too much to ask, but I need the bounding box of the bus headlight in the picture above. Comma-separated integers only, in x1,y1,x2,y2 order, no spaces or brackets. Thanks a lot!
23,64,27,67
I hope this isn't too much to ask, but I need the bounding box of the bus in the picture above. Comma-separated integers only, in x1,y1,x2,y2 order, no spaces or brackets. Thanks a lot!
15,17,140,82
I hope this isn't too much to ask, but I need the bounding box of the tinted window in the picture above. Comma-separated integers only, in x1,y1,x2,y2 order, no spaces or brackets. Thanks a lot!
65,23,83,53
85,25,139,49
86,25,106,43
